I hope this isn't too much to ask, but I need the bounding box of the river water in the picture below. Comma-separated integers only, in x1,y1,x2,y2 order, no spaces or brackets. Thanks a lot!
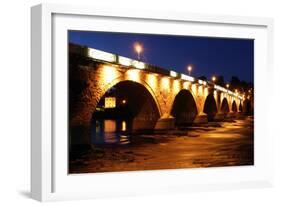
91,119,131,145
70,116,254,173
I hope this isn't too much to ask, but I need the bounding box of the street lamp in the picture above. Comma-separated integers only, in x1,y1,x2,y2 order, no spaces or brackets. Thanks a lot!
187,65,192,76
212,76,216,82
226,83,230,89
134,42,143,60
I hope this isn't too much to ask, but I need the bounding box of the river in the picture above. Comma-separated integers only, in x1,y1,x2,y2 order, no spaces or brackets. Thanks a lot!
69,116,254,173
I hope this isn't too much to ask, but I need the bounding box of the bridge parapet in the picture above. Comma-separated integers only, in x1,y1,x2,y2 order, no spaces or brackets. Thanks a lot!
69,43,244,101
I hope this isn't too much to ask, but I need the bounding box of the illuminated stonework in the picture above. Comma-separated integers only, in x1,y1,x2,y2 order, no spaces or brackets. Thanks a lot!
69,44,250,146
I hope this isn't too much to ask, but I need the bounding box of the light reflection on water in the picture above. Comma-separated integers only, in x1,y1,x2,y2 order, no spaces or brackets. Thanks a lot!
91,119,131,145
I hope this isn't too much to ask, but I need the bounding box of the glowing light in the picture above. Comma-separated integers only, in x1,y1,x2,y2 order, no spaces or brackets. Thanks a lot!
104,97,116,108
214,85,227,93
134,42,143,60
121,121,127,131
191,84,197,94
226,84,230,88
212,76,216,82
173,80,180,93
118,55,146,69
88,48,116,62
214,90,217,99
204,87,209,97
104,120,116,133
127,69,140,82
170,70,178,77
134,42,142,53
161,77,170,90
147,74,157,90
118,56,132,66
132,60,145,69
181,74,194,82
187,65,192,75
122,99,127,104
183,81,190,89
198,85,203,95
228,90,234,95
102,65,118,84
198,79,207,85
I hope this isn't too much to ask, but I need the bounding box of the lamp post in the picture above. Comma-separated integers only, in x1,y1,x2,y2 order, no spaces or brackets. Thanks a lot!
187,65,192,76
134,42,143,61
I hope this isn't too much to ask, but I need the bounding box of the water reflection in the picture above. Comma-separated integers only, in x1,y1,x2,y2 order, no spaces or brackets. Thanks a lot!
91,119,132,145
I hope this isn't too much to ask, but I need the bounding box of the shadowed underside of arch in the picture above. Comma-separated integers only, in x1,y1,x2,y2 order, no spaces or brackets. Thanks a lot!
221,98,230,118
92,80,161,132
243,99,252,114
203,94,218,121
171,89,198,127
232,101,238,112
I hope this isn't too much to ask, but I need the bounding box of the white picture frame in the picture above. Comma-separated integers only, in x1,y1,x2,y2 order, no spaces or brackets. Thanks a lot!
31,3,274,202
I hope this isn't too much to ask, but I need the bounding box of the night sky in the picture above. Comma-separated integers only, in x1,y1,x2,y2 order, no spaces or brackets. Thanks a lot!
69,31,254,83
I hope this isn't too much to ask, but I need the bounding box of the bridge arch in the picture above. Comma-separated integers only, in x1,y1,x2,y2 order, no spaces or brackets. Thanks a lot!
92,80,161,137
203,93,218,121
69,65,166,146
220,97,230,118
170,89,198,126
243,99,252,114
101,73,163,117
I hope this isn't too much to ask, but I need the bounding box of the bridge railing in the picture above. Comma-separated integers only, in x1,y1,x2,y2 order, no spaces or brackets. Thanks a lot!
69,43,244,101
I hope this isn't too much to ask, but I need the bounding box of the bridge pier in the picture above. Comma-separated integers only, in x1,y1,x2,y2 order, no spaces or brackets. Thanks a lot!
236,111,247,119
227,111,237,118
193,112,208,123
154,114,175,130
214,112,225,121
236,111,245,118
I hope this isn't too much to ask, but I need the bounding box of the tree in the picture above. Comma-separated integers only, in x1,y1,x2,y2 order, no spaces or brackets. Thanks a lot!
198,75,207,81
230,76,241,90
229,76,253,93
216,75,225,86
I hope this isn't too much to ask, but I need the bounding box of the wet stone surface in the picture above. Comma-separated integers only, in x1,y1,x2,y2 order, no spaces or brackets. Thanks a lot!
69,116,254,174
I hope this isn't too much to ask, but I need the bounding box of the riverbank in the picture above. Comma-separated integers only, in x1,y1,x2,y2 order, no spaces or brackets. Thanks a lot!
69,116,254,173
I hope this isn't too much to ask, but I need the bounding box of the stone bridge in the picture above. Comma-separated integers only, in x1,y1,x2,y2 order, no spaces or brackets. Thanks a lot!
69,43,253,146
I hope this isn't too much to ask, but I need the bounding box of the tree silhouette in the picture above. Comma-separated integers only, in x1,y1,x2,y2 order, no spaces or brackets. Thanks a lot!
198,76,207,81
216,75,225,86
230,76,241,90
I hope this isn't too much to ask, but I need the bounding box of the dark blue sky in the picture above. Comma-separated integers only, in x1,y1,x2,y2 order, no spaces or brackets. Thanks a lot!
69,31,254,83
